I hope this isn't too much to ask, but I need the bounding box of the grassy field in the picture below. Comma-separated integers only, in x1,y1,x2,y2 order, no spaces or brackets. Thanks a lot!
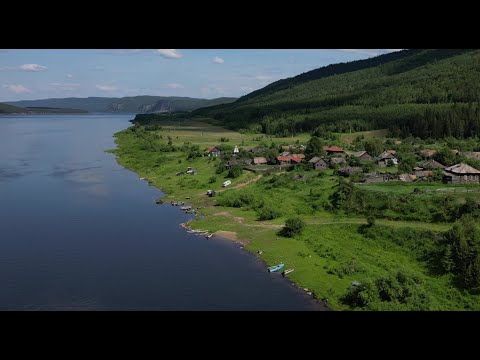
358,181,480,198
340,129,389,144
111,121,480,310
148,119,312,148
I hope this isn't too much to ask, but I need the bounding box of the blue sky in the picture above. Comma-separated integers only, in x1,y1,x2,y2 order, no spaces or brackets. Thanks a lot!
0,49,402,102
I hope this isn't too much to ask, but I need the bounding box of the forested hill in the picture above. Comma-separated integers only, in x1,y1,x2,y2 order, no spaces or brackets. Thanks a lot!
0,103,26,114
194,49,480,139
0,103,87,114
8,96,236,114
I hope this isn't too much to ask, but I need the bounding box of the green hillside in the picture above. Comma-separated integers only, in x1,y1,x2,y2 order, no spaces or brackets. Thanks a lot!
0,102,27,114
194,49,480,139
8,96,236,114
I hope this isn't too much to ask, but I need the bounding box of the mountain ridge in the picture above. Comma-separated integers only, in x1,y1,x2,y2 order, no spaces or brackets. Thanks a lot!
7,96,236,114
193,49,480,139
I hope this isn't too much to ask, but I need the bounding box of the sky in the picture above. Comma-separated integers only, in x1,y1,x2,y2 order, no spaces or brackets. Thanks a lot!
0,49,402,102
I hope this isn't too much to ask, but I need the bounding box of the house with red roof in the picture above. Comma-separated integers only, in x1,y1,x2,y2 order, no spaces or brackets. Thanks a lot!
322,145,346,157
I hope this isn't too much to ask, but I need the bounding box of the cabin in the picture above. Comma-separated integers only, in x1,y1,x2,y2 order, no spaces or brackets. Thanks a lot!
420,159,445,169
308,157,328,171
207,146,222,157
462,152,480,160
279,151,291,157
419,149,438,158
351,151,374,162
291,154,305,163
443,163,480,184
253,157,268,165
376,151,398,167
277,156,292,165
276,154,305,165
323,145,346,157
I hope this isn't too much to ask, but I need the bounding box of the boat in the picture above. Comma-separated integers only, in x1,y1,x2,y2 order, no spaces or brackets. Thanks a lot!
282,268,294,277
222,180,232,187
268,263,285,272
205,233,213,238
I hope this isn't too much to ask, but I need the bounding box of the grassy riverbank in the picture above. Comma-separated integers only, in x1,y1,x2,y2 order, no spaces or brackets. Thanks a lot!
111,119,480,310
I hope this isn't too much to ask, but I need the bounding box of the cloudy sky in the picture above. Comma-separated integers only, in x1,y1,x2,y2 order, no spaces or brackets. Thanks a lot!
0,49,402,102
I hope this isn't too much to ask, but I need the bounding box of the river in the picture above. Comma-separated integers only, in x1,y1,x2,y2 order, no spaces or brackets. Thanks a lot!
0,114,326,310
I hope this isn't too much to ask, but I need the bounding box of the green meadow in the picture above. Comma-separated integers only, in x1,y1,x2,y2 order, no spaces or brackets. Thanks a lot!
111,119,480,310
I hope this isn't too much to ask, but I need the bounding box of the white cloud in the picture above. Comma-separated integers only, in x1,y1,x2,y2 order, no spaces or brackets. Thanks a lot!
212,56,224,64
95,84,117,91
165,83,184,89
66,74,73,78
49,83,81,91
2,84,31,93
0,63,48,72
19,63,48,71
155,49,182,59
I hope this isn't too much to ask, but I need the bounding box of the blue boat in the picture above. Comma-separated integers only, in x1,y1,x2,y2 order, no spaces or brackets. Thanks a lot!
268,263,285,272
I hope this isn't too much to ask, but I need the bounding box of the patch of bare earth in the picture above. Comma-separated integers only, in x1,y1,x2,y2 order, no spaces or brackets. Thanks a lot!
214,231,250,246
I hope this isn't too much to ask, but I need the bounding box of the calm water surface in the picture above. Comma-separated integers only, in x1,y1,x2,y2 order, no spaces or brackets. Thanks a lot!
0,114,326,310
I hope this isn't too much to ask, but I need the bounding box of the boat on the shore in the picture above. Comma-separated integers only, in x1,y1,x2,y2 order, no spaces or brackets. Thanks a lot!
205,233,213,238
268,263,285,272
282,268,294,277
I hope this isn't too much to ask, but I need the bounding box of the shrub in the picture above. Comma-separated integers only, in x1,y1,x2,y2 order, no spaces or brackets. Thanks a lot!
208,176,217,184
227,165,243,179
367,215,376,227
256,204,282,221
342,281,378,307
280,217,306,237
215,162,226,174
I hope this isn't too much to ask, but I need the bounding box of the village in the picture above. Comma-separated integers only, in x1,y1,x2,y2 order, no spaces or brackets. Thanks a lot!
204,143,480,185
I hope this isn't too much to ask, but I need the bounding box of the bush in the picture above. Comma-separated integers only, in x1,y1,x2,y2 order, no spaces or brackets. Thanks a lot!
342,281,378,307
208,176,217,184
215,162,225,174
256,204,282,221
227,165,243,179
280,217,306,237
367,215,376,227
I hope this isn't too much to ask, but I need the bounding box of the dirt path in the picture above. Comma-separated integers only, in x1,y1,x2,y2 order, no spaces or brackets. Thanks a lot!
216,174,262,193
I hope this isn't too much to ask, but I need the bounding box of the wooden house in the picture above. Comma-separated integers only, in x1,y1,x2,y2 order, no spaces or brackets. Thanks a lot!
443,163,480,184
253,157,268,165
322,145,346,157
207,146,222,157
351,151,374,162
376,151,398,167
308,157,328,171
